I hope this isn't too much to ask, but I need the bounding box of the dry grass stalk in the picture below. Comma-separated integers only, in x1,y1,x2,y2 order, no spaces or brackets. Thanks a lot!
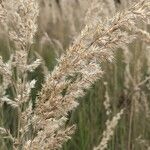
29,0,150,149
0,0,40,149
94,109,124,150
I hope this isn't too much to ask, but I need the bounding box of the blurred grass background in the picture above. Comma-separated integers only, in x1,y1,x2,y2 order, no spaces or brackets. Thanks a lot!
0,0,150,149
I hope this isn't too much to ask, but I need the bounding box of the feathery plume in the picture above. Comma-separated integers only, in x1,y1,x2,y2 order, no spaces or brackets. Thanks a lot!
31,0,150,149
1,0,39,50
94,109,124,150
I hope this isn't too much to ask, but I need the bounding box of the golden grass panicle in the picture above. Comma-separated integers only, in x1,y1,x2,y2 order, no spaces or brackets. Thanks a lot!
30,0,150,149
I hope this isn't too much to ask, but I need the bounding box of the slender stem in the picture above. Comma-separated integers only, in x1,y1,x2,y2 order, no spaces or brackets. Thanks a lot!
128,98,134,150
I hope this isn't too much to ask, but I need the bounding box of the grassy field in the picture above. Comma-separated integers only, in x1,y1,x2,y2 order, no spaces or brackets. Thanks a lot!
0,0,150,149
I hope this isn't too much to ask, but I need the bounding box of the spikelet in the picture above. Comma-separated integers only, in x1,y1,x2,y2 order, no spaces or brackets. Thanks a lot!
103,82,111,116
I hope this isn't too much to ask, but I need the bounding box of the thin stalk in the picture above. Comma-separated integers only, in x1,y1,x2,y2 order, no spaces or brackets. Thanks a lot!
127,98,134,150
